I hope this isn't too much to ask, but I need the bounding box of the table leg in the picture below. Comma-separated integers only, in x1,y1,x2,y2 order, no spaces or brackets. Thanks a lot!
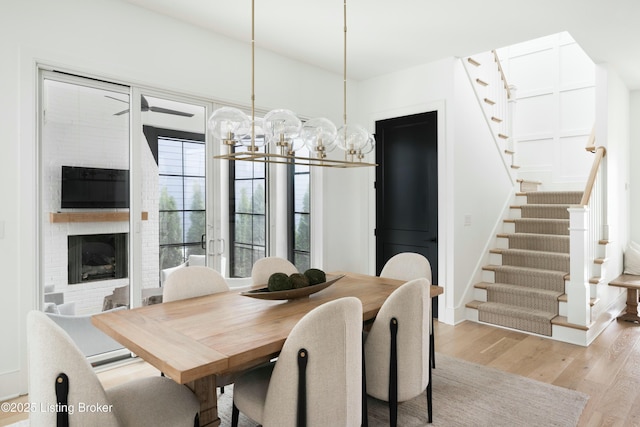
617,288,640,324
188,375,220,427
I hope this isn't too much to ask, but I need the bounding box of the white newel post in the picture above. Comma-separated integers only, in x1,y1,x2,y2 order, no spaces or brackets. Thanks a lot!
568,206,590,326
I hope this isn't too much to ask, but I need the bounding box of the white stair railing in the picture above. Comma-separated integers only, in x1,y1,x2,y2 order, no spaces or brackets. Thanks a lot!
568,128,606,326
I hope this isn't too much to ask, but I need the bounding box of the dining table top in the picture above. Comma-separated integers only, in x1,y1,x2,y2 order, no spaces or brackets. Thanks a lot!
92,271,443,385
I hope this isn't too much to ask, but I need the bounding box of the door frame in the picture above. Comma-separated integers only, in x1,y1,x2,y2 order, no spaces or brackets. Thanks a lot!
367,101,449,320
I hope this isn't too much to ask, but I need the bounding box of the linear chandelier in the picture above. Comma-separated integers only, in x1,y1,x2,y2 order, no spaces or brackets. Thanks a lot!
208,0,376,168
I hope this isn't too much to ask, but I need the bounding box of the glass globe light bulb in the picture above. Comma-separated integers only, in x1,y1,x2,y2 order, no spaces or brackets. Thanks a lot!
236,117,266,149
301,118,337,156
207,107,249,141
360,133,376,155
264,109,302,144
336,124,369,153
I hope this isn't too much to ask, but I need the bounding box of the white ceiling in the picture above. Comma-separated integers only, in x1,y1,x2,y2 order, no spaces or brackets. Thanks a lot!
121,0,640,89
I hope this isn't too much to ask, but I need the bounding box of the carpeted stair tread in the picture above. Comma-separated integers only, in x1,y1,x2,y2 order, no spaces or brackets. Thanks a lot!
477,302,556,336
499,248,570,272
501,233,570,253
520,204,571,219
492,265,567,293
485,282,561,313
525,191,583,205
513,218,570,235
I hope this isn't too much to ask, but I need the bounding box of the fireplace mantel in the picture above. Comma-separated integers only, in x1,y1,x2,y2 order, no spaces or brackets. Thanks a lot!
49,211,149,223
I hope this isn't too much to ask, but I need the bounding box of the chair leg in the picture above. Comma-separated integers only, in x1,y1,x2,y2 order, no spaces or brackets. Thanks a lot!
426,360,433,423
389,318,398,427
430,313,436,369
362,331,369,427
232,401,239,427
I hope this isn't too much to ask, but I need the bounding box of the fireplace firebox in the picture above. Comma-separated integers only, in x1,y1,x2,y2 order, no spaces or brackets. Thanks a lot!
68,233,128,284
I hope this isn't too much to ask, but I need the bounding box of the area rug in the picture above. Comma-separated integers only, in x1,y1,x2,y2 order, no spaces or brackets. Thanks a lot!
7,354,588,427
222,353,588,427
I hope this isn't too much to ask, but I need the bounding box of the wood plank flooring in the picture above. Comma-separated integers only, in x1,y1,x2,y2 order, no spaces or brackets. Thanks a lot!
2,318,640,426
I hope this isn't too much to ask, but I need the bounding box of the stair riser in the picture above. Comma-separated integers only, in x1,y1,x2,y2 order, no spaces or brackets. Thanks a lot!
503,222,515,233
515,194,528,204
526,191,583,205
482,270,495,283
494,270,566,293
558,300,567,317
487,290,558,314
501,253,569,272
478,311,552,336
520,206,570,219
509,208,522,219
496,236,509,249
506,235,569,254
515,220,570,235
475,288,487,302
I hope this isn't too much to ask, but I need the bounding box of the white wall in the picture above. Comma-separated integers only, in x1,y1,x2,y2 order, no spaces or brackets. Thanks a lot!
0,0,347,399
630,91,640,243
502,32,595,189
598,64,630,277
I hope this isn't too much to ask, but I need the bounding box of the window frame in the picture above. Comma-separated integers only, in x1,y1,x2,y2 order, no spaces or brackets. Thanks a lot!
152,126,207,269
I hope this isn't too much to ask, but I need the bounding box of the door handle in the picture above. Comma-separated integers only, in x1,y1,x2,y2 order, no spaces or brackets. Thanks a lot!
201,234,206,250
208,238,225,256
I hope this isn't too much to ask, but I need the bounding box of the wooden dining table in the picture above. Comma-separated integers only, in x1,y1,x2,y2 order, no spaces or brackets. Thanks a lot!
92,271,444,427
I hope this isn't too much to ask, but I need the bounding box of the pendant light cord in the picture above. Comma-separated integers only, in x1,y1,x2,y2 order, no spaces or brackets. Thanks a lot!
251,0,256,150
343,0,348,128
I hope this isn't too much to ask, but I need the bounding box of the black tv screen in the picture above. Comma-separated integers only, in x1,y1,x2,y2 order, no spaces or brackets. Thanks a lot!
61,166,130,209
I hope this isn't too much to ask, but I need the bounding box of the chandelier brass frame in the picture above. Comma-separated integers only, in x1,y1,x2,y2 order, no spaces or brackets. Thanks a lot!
212,0,377,168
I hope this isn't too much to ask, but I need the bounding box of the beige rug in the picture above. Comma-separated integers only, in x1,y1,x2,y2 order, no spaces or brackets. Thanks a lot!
222,353,588,427
8,354,588,427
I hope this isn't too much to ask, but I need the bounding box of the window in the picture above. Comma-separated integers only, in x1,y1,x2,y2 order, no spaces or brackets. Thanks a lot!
229,142,267,277
157,132,206,270
289,146,311,272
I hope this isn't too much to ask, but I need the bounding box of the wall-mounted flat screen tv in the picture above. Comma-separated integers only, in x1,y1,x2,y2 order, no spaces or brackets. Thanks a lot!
61,166,130,209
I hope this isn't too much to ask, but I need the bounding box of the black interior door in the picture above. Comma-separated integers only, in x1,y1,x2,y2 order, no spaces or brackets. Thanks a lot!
375,111,438,288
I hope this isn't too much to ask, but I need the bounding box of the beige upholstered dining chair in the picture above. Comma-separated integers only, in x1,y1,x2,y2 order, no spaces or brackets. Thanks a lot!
380,252,436,368
231,297,363,427
27,310,200,427
162,265,234,393
364,278,432,426
251,256,299,285
162,265,229,303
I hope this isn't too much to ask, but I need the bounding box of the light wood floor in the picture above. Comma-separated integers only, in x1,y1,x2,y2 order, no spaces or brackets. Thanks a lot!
3,318,640,426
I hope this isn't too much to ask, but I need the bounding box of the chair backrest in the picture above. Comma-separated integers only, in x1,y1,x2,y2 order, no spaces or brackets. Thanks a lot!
251,257,299,286
163,266,229,303
27,310,120,426
263,297,362,427
380,252,432,283
364,278,430,402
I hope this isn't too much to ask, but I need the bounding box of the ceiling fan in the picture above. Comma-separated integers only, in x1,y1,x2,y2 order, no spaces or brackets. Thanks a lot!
106,95,195,117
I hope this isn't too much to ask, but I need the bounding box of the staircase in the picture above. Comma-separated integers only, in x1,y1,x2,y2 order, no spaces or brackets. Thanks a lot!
467,186,583,336
462,50,612,344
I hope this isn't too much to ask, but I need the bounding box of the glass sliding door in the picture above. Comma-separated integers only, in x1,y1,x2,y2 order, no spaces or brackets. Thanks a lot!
39,71,131,360
137,94,210,290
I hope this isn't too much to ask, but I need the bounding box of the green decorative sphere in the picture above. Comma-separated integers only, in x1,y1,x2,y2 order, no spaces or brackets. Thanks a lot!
290,273,310,289
303,268,326,285
268,272,293,292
